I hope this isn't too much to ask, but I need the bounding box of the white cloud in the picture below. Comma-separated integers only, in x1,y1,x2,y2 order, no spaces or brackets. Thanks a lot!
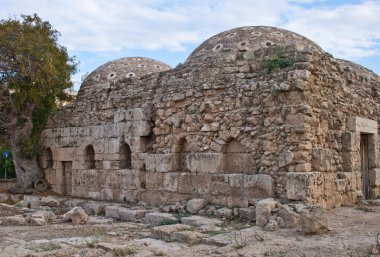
1,0,379,60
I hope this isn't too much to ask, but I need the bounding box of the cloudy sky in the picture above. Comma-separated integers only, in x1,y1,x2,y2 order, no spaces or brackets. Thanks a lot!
1,0,379,90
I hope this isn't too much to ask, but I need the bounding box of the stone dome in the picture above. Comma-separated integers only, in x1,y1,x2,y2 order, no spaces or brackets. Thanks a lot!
78,57,171,95
87,57,171,81
185,26,324,64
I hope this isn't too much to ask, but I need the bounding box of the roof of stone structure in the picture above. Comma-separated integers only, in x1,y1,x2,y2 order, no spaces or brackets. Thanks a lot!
78,57,171,96
185,26,324,64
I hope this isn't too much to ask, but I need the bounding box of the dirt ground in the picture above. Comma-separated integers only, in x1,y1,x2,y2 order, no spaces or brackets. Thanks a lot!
0,203,379,257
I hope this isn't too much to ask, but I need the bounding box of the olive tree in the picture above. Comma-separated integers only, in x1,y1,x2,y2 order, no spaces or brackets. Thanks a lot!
0,14,77,190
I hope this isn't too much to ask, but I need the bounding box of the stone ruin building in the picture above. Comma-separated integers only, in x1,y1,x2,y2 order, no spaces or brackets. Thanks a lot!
38,26,380,209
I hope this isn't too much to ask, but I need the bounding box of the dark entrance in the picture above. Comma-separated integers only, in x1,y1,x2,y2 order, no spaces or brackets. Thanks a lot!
360,134,369,199
62,161,72,195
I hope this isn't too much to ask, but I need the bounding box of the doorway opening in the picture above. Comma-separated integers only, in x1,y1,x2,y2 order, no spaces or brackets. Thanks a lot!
360,134,369,199
62,161,72,196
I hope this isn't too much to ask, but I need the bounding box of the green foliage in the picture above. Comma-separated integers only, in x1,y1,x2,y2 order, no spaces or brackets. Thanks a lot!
262,55,293,73
0,14,77,158
0,146,16,179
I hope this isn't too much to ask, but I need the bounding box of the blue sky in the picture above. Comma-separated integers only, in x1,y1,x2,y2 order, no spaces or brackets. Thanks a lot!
1,0,379,90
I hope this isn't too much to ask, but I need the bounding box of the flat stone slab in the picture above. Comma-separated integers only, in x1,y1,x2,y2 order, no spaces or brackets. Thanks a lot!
144,212,178,226
104,205,120,219
88,216,114,224
180,215,223,227
171,231,204,245
151,224,192,240
118,208,151,222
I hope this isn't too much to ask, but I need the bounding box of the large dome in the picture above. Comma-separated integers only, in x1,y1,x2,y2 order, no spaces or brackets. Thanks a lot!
78,57,171,96
185,26,324,64
86,57,171,82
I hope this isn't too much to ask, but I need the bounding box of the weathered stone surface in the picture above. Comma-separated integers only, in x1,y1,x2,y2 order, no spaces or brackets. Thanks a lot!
239,207,256,221
171,231,204,244
144,212,178,226
256,198,278,226
41,196,61,207
278,205,300,228
180,215,223,227
186,199,207,214
286,172,320,201
300,206,329,235
0,203,21,217
214,207,233,219
151,223,191,239
82,201,105,216
63,206,89,225
104,206,120,219
0,193,9,203
1,215,27,226
31,210,56,225
118,208,150,222
23,195,41,209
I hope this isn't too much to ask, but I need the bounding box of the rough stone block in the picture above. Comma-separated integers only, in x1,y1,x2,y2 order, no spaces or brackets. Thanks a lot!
151,223,191,239
186,153,224,173
239,207,256,221
1,215,27,226
145,154,179,172
105,205,120,219
256,198,278,226
171,231,203,244
163,173,178,192
132,120,151,136
347,116,378,134
144,212,178,226
181,215,223,226
300,206,328,235
118,208,150,222
369,168,380,186
312,148,333,172
186,199,207,214
286,172,320,201
243,174,275,197
278,205,300,228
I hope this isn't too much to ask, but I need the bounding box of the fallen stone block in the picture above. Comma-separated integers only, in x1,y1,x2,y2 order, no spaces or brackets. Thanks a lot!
0,193,9,203
31,210,56,225
186,199,207,214
63,206,88,225
214,207,233,219
0,203,21,217
239,207,256,222
180,215,223,227
300,205,329,235
83,201,105,216
118,208,150,222
171,231,203,244
41,196,61,207
64,199,85,208
151,224,192,240
256,198,278,226
278,205,300,228
144,212,178,226
105,205,120,219
23,195,41,209
1,215,27,226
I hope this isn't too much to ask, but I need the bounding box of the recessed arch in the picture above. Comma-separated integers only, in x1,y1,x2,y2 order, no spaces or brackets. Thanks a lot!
119,142,132,169
224,139,247,173
84,145,95,169
38,147,53,169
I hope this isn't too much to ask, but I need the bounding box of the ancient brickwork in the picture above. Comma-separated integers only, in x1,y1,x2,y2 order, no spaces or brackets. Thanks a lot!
40,26,380,208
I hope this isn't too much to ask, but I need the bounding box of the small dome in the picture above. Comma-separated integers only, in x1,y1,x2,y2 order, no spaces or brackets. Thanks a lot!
78,57,171,96
185,26,323,64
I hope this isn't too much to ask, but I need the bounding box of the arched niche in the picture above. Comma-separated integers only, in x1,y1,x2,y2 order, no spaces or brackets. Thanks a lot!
119,142,132,169
38,147,53,169
84,145,96,169
224,139,247,173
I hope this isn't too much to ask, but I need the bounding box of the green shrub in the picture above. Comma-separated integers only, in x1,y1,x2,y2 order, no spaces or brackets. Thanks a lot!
262,55,293,73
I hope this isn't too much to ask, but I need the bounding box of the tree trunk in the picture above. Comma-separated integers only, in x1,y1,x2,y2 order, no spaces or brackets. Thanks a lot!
8,101,43,190
11,141,42,189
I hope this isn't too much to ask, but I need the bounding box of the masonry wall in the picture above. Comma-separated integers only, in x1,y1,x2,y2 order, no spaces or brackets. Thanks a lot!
40,45,317,207
285,50,380,208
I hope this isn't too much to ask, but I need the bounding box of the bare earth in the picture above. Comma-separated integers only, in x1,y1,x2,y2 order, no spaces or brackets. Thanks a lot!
0,204,379,257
